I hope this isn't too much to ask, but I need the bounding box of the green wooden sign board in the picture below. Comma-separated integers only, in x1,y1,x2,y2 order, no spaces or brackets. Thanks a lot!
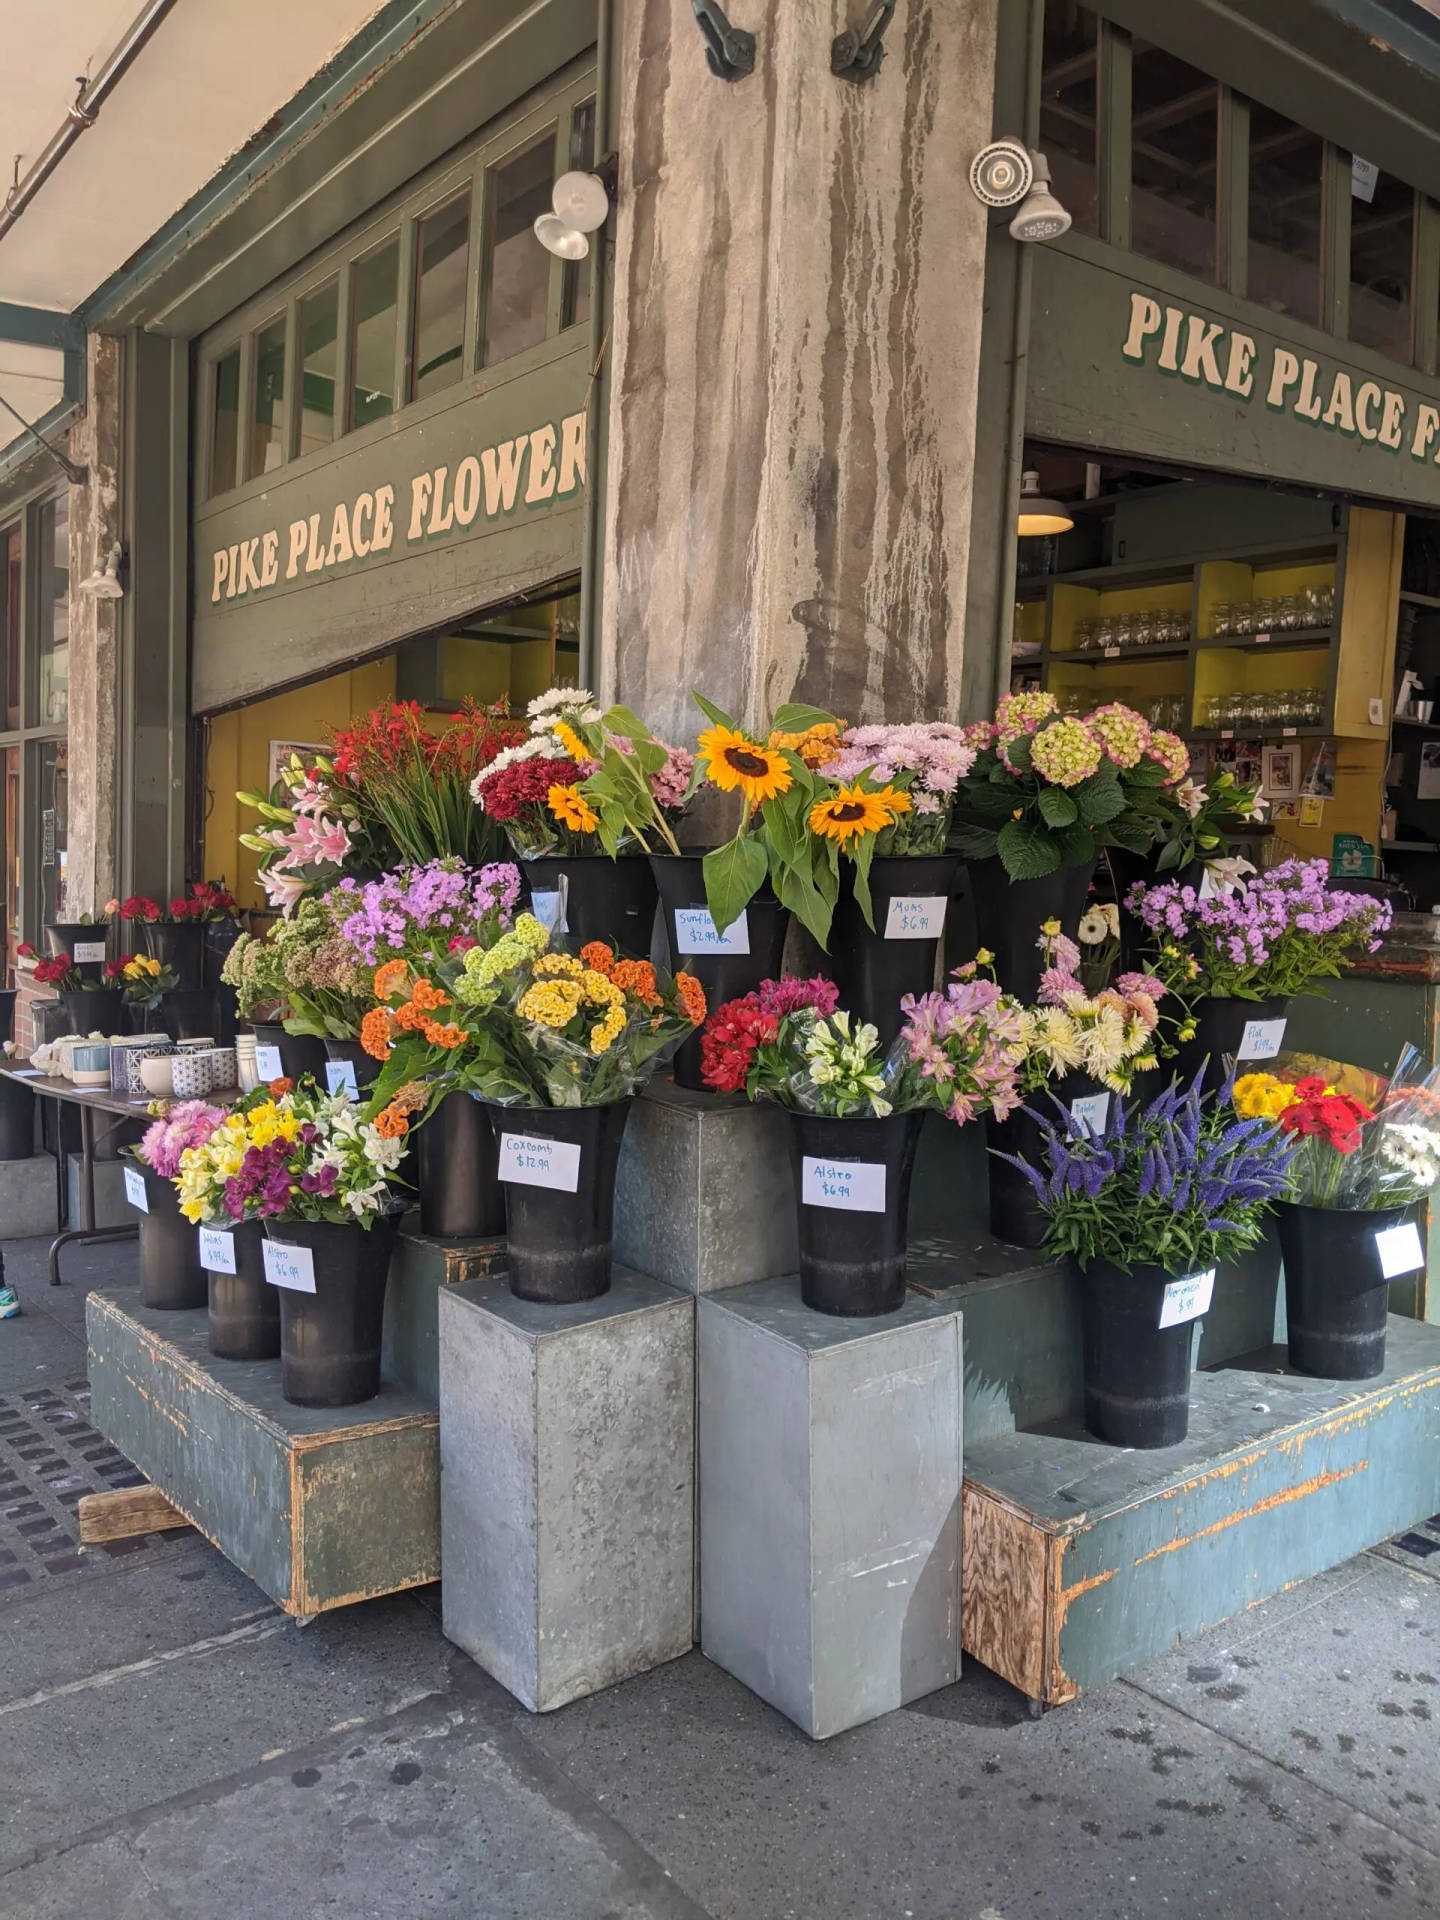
1027,240,1440,512
191,341,590,711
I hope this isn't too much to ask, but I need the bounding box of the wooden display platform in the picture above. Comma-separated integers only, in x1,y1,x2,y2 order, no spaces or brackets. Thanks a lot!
963,1316,1440,1707
87,1291,439,1619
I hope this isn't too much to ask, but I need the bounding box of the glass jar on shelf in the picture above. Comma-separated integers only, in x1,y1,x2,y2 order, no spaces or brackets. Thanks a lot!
1073,619,1096,654
1211,602,1232,639
1231,601,1255,636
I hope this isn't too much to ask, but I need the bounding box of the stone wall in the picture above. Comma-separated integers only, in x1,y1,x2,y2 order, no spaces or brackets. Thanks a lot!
600,0,998,741
65,333,123,916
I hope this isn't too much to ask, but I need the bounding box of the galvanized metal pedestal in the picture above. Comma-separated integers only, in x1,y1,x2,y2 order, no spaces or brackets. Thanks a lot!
438,1269,694,1712
963,1317,1440,1708
698,1277,964,1740
613,1080,797,1293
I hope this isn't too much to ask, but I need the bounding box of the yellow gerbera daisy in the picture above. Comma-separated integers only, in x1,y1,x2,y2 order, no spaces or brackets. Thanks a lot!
808,785,898,844
548,785,599,834
697,725,792,806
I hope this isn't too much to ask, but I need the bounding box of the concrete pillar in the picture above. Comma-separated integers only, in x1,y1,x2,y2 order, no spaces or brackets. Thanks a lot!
600,0,998,741
66,333,122,912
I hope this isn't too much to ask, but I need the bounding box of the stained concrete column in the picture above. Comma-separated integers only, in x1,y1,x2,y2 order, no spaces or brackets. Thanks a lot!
66,332,122,912
600,0,998,741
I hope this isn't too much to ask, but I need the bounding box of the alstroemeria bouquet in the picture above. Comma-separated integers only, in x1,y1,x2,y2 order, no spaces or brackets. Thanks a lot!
814,723,977,855
1127,858,1391,1001
471,688,693,859
953,694,1188,881
897,965,1028,1126
1002,1069,1294,1273
176,1083,404,1227
364,915,707,1111
1014,925,1166,1095
131,1100,227,1179
700,979,928,1118
690,694,920,946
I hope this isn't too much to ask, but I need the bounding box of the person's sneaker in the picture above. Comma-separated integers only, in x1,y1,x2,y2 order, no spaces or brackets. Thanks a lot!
0,1286,19,1319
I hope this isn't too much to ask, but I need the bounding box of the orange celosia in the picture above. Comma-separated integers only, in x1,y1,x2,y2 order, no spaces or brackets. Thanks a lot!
421,1020,465,1049
410,977,450,1012
373,958,408,1000
612,958,660,1008
394,1002,428,1033
579,941,614,975
675,972,707,1027
374,1105,410,1139
360,1007,394,1060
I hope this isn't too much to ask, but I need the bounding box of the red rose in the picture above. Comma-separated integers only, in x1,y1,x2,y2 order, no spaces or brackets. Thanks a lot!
16,942,33,959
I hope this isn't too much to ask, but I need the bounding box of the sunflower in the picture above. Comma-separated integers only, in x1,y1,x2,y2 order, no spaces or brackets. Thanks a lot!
697,725,792,806
548,784,599,834
808,784,901,844
554,719,590,764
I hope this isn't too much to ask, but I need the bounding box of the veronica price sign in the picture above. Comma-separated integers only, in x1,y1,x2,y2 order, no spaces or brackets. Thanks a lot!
207,408,587,607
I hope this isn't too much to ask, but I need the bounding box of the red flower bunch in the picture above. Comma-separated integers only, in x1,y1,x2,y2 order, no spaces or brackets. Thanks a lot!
330,698,524,785
32,954,72,985
104,957,131,980
118,895,161,922
480,756,581,824
700,997,780,1093
16,942,33,959
1278,1077,1374,1154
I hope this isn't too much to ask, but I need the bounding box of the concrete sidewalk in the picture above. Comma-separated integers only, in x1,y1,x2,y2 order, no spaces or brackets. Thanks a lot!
1,1233,1437,1920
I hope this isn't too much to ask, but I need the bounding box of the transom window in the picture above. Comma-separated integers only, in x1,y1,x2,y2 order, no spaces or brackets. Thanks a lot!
201,76,595,501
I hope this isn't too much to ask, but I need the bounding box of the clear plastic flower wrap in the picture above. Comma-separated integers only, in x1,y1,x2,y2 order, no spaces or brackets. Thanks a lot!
1361,1043,1440,1208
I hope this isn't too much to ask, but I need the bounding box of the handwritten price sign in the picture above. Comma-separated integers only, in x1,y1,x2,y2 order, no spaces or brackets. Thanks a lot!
883,896,947,941
1238,1017,1286,1061
324,1059,359,1098
254,1044,284,1080
800,1156,887,1213
123,1165,148,1213
262,1239,316,1293
198,1227,236,1274
1158,1268,1215,1328
673,908,750,956
497,1131,582,1193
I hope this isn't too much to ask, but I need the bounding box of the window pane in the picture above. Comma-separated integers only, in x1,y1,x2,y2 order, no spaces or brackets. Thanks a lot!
1248,102,1323,326
35,496,68,729
351,238,399,429
248,316,286,479
2,746,17,979
210,348,240,496
1130,39,1218,281
562,101,598,329
1040,0,1098,238
481,134,555,368
412,191,471,401
297,281,338,456
1350,163,1414,363
38,739,67,927
1,526,18,731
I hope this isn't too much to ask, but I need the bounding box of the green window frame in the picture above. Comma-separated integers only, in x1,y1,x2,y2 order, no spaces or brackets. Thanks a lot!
196,63,597,505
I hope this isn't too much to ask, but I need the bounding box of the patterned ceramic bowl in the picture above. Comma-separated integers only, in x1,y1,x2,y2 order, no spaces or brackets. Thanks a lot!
170,1052,213,1099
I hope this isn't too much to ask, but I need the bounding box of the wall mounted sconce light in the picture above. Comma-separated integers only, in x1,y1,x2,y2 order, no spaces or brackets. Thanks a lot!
533,170,613,260
969,140,1073,243
79,541,126,599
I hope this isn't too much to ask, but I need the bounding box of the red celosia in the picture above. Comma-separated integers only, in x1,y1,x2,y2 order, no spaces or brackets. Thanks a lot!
480,756,582,824
700,996,781,1094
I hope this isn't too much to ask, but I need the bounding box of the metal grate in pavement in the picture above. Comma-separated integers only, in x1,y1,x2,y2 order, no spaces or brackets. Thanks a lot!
0,1376,158,1590
1373,1513,1440,1580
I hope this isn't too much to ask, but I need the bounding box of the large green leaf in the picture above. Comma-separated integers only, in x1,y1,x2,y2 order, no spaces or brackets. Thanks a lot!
996,818,1061,879
1054,825,1097,867
850,832,877,932
1123,758,1169,788
951,823,1000,858
960,782,1015,823
771,701,840,735
763,788,807,865
702,835,769,935
1037,788,1078,828
1003,733,1034,773
692,690,739,733
772,855,835,949
601,703,652,741
1076,775,1126,825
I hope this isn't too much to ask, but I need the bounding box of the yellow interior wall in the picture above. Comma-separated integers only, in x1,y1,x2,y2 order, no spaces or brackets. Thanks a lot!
203,657,397,910
1269,739,1387,866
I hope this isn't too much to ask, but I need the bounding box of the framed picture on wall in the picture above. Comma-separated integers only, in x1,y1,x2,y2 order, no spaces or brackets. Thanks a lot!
267,741,328,794
1262,745,1299,801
